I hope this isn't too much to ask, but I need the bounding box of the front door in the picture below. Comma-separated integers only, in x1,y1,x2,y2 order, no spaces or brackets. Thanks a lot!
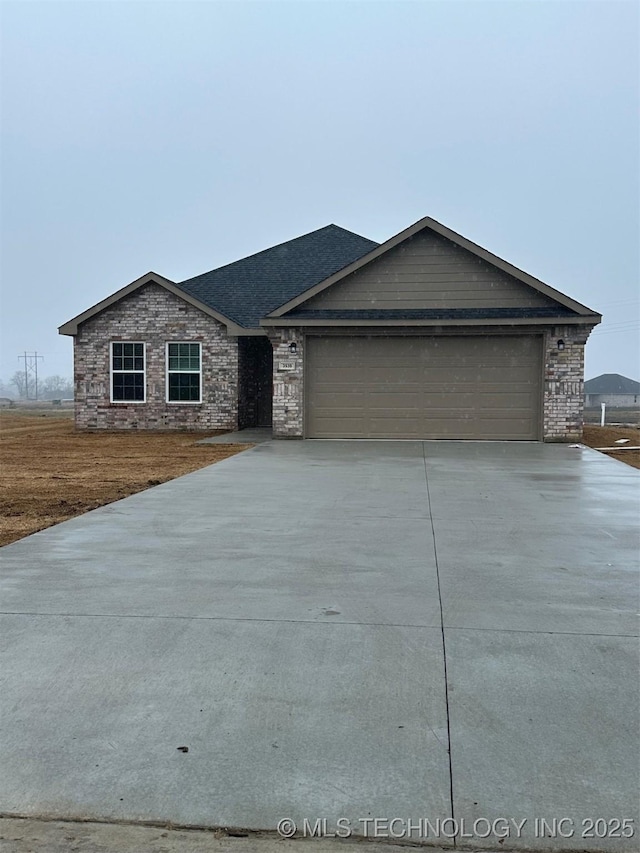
255,338,273,427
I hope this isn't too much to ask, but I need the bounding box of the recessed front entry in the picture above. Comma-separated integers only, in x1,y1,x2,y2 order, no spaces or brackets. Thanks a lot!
239,337,273,428
305,335,542,439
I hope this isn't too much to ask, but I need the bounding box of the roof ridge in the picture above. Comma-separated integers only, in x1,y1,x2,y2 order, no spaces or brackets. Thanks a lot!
179,224,375,284
588,372,637,380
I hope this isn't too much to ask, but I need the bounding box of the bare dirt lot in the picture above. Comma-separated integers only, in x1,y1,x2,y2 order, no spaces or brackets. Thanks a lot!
0,411,249,547
582,424,640,470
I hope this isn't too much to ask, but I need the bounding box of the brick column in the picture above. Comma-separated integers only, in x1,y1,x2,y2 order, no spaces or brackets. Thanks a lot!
543,325,595,442
266,328,304,438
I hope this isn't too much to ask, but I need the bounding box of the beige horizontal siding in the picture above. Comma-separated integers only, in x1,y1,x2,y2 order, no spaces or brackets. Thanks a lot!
306,230,556,310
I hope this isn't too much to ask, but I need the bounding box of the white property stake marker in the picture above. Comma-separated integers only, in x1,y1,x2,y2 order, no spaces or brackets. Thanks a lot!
601,402,606,427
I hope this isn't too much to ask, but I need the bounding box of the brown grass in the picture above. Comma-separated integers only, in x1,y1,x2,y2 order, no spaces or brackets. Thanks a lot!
0,412,249,547
582,425,640,470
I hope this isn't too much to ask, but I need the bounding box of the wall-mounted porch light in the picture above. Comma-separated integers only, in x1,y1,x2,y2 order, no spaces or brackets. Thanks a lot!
288,342,298,354
557,339,565,351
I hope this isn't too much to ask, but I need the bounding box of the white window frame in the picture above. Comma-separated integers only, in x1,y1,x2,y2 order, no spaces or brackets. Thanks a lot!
110,341,146,404
165,342,203,404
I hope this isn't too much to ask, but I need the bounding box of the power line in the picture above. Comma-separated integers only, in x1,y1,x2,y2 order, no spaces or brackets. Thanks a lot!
17,352,44,400
597,298,640,308
592,320,639,328
590,328,639,336
592,323,640,331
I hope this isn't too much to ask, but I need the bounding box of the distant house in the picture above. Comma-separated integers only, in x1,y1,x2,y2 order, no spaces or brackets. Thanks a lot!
584,374,640,408
59,216,602,441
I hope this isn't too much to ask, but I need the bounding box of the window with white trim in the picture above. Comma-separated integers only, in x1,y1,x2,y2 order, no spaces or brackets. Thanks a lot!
111,342,145,402
167,342,202,402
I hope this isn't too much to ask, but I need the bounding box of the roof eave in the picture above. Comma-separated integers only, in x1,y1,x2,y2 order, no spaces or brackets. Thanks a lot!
260,314,602,328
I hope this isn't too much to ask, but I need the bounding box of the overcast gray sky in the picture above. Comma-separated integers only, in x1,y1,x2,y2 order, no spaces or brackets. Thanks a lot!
1,0,638,386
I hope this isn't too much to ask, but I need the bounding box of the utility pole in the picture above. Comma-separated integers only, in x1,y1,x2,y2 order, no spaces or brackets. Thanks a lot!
17,352,44,400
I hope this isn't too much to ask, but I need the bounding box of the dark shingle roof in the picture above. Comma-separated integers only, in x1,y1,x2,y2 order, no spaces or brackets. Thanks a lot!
584,374,640,394
176,225,378,328
286,307,577,321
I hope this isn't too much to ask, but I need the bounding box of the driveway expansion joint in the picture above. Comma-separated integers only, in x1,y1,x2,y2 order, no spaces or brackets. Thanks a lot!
421,443,457,836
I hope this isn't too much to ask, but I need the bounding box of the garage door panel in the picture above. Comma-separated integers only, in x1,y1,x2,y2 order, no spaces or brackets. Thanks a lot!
368,393,422,407
366,368,424,383
417,392,536,408
368,419,423,437
311,417,367,436
411,412,536,439
308,367,371,383
477,393,538,408
306,336,541,440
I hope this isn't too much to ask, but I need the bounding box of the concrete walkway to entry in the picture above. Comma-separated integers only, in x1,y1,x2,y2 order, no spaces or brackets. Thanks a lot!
198,428,272,444
0,441,638,851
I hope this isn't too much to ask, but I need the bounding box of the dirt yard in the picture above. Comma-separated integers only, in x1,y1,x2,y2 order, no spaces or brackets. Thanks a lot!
0,411,249,547
582,425,640,470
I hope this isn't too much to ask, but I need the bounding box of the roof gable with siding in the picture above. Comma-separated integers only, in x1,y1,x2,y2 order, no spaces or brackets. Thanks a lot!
301,228,559,311
266,217,601,322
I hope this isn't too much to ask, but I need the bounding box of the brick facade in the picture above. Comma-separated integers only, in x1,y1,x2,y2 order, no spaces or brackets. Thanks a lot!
265,327,304,438
542,324,595,442
74,283,239,430
72,284,595,440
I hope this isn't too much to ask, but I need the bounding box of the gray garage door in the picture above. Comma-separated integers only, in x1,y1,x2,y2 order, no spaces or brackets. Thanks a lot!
305,335,542,439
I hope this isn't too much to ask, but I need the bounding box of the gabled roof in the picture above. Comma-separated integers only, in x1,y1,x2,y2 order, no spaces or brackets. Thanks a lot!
584,374,640,394
176,225,378,329
264,216,602,322
58,272,246,336
58,226,378,336
59,217,602,337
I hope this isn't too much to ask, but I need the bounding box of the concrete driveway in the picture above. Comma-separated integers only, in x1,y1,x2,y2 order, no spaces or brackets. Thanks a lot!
1,441,638,851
